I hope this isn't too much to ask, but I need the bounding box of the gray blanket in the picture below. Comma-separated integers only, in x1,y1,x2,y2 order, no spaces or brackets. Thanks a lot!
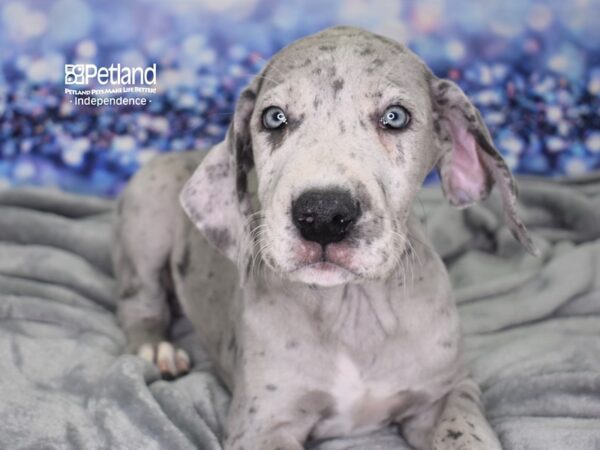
1,177,599,450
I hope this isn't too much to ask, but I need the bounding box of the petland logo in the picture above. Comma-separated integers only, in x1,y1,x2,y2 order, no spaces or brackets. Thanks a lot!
63,63,157,107
64,64,157,86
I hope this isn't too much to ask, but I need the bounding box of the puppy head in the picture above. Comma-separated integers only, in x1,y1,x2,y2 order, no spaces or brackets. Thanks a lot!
181,26,537,287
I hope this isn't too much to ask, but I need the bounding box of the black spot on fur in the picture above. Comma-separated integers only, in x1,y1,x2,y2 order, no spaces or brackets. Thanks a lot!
376,178,386,197
446,430,463,440
228,334,237,352
206,162,230,181
440,339,453,348
354,180,373,212
204,227,232,250
465,113,476,123
313,96,321,109
234,129,255,202
265,128,286,151
319,44,336,52
332,78,344,97
177,246,191,277
265,384,277,391
285,340,299,349
438,80,451,92
290,113,305,134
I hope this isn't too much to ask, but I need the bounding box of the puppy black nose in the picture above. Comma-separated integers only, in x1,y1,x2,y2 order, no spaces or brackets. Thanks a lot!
292,189,360,246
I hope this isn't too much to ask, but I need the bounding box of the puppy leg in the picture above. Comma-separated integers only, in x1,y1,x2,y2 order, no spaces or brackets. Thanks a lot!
224,390,328,450
114,234,191,379
113,153,197,378
431,378,502,450
114,235,170,351
401,401,444,450
401,379,501,450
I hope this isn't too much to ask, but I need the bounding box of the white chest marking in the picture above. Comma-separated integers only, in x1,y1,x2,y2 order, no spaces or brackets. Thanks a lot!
313,354,412,439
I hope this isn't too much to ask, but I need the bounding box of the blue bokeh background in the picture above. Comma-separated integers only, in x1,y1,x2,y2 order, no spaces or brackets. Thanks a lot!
0,0,599,197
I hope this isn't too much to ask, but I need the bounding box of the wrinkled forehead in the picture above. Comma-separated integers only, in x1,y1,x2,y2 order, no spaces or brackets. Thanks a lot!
255,29,432,107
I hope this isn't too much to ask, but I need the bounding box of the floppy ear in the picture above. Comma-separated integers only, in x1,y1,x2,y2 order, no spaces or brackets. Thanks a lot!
431,77,539,255
179,87,256,262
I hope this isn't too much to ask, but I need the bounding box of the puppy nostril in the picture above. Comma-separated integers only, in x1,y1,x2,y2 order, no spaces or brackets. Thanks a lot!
333,215,351,228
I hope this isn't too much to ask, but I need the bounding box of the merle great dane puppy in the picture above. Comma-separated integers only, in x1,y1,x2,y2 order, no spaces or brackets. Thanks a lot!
113,26,537,450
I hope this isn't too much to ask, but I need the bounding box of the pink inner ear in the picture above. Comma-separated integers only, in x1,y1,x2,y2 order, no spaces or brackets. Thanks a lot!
447,117,487,205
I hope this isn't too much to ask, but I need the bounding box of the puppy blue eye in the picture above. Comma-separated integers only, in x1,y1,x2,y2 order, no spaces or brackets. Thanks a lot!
380,105,410,130
262,106,288,130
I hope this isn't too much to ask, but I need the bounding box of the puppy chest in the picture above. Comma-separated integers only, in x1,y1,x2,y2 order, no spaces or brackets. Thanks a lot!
310,354,429,439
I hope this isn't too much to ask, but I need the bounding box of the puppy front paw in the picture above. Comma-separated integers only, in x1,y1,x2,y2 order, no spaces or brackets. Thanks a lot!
137,341,191,379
